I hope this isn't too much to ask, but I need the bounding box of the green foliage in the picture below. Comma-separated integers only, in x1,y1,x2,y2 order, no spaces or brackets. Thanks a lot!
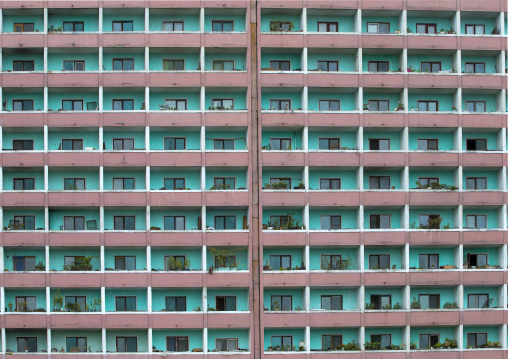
365,302,376,310
410,297,421,309
63,255,98,271
443,301,458,309
53,288,63,309
392,302,402,310
166,256,191,270
35,261,45,271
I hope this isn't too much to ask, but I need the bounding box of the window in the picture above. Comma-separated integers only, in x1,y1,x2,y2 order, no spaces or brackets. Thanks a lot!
63,22,84,32
320,215,341,230
418,101,438,111
466,215,486,229
214,255,236,268
416,23,437,34
15,296,36,311
112,21,133,32
419,334,439,349
320,178,341,190
271,295,292,311
164,137,185,150
13,139,34,150
367,100,389,111
113,138,135,150
66,337,87,352
113,178,135,190
214,177,236,190
115,296,136,311
371,334,391,349
369,139,390,150
467,333,487,348
212,99,234,109
319,138,340,150
418,177,439,187
269,60,290,71
321,295,343,310
468,294,489,309
370,215,390,229
214,139,235,150
64,256,85,269
317,60,338,72
417,139,438,150
270,255,291,270
270,215,289,227
62,139,83,150
321,254,342,270
421,62,441,73
116,337,137,352
216,296,237,311
419,294,440,309
13,256,36,271
419,214,440,229
63,60,85,71
112,99,134,111
465,101,485,112
465,24,485,35
164,178,185,189
113,58,134,71
62,100,83,111
466,177,486,190
115,256,136,270
165,255,187,270
370,295,391,309
114,216,135,230
369,254,390,269
465,62,485,73
318,22,338,32
322,335,342,350
270,21,292,32
65,296,86,312
368,61,389,72
215,338,238,352
367,22,390,33
64,178,85,190
162,21,184,31
164,216,185,230
165,296,186,312
14,178,35,190
17,337,37,352
271,336,292,350
13,215,35,230
369,176,390,189
163,59,184,70
466,139,487,151
13,60,34,71
419,254,439,269
166,336,188,352
269,99,291,111
270,138,291,150
319,100,340,111
212,60,235,71
214,216,236,230
212,20,234,31
269,178,291,188
14,23,35,32
13,100,34,111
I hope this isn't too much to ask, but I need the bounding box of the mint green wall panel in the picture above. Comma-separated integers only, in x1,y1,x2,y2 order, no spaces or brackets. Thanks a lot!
204,14,246,31
206,170,247,189
103,52,145,71
261,130,302,149
151,129,200,150
47,53,99,72
149,52,200,72
463,208,498,229
364,246,403,268
463,246,499,265
205,91,246,110
5,289,46,311
103,170,145,190
49,248,100,271
205,52,246,71
4,248,45,270
362,54,400,72
4,92,44,111
463,170,498,190
105,289,147,311
409,170,455,189
309,169,357,190
409,208,454,229
152,329,203,352
4,210,45,229
363,209,402,229
309,328,358,350
461,55,496,73
206,209,247,230
463,131,497,150
47,15,99,31
205,131,247,150
262,209,303,228
462,326,498,348
308,52,355,71
104,209,146,230
150,170,201,190
3,131,44,150
6,330,46,352
103,131,145,150
307,15,355,32
309,131,356,149
263,288,304,310
52,329,102,352
149,14,200,31
48,170,100,190
48,130,99,150
104,247,147,270
408,131,454,150
309,209,357,230
264,328,304,350
262,247,304,269
410,326,455,349
463,286,498,308
105,330,148,352
363,131,401,150
150,247,202,270
4,170,44,190
3,15,44,32
309,247,358,270
407,17,452,33
49,288,101,311
102,14,145,32
408,93,453,112
362,16,399,32
152,289,202,312
208,329,249,351
309,288,357,310
308,92,356,111
207,288,249,311
410,287,455,308
3,52,44,71
364,170,401,189
260,52,302,70
262,170,302,188
409,247,455,268
102,92,145,111
206,247,248,270
407,54,453,71
260,14,300,32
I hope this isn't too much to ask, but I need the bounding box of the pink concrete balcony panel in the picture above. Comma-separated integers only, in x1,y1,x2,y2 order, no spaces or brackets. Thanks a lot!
409,191,460,206
262,231,306,246
308,231,360,246
309,272,361,287
147,72,200,87
460,36,505,51
408,113,459,127
262,312,308,328
1,34,44,48
103,111,147,127
363,231,406,246
148,111,201,127
409,352,460,359
463,310,505,325
360,0,403,9
102,0,149,8
263,272,306,287
309,311,361,327
151,313,204,329
361,35,404,49
406,0,457,10
47,0,99,7
205,230,249,247
1,0,44,8
408,152,459,167
102,72,147,87
461,113,504,128
204,32,249,48
3,273,46,287
258,0,304,8
1,73,44,87
461,0,505,11
152,355,204,359
259,34,304,48
462,270,504,286
306,34,359,48
48,191,100,207
104,231,148,247
2,191,44,207
103,151,147,166
407,74,459,88
363,191,406,206
48,231,101,247
363,152,406,167
461,75,504,89
205,151,249,167
150,231,203,247
305,0,359,8
204,272,250,287
47,152,100,167
307,113,360,128
205,191,249,207
462,230,504,245
203,72,249,87
363,311,406,326
50,273,101,288
407,35,458,50
261,112,305,127
204,111,249,127
104,272,148,287
103,191,147,206
462,350,503,359
4,314,47,329
462,191,506,206
50,314,102,329
309,353,361,359
362,74,404,88
308,191,360,206
307,152,360,167
409,230,460,245
150,191,202,207
364,272,406,286
148,33,200,48
261,191,306,207
47,34,100,48
47,112,100,127
149,152,201,167
307,73,359,88
151,272,204,288
2,152,45,167
102,33,147,47
409,271,460,286
362,112,405,127
260,72,305,88
207,312,250,328
105,313,149,328
409,310,460,326
148,0,202,7
3,231,45,247
47,73,100,87
203,0,249,7
462,152,504,167
266,355,306,359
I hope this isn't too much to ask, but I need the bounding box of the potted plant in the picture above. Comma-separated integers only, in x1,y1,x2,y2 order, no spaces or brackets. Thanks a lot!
53,288,63,311
396,102,404,111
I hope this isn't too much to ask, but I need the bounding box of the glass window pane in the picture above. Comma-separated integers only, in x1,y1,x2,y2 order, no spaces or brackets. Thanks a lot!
466,216,476,228
123,22,133,31
428,102,437,111
476,102,485,112
379,140,390,150
215,217,225,229
431,63,441,72
466,102,475,112
124,59,134,70
125,217,135,230
368,23,378,32
321,216,331,229
175,217,185,230
476,63,485,73
223,22,233,31
379,101,389,111
124,100,134,111
225,216,236,229
379,23,389,33
476,215,486,228
124,178,134,189
416,24,426,33
380,177,390,189
379,62,389,71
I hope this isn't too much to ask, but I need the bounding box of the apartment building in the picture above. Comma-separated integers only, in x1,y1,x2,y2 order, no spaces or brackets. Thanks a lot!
0,0,507,357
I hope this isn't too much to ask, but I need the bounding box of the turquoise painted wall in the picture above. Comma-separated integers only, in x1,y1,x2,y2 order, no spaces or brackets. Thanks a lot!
308,92,356,111
205,91,246,110
48,170,100,190
204,14,246,31
461,55,496,73
309,288,357,310
463,246,499,265
150,210,202,231
206,247,248,270
150,170,200,190
365,287,403,307
362,54,400,72
260,14,300,32
461,17,496,35
149,14,200,31
363,92,400,110
408,93,453,112
150,247,202,270
409,208,455,229
103,131,145,150
6,330,46,352
410,326,455,349
104,247,147,270
151,130,200,149
152,329,203,352
49,288,101,311
462,94,497,112
309,131,356,149
363,131,401,150
364,327,403,346
308,52,355,71
47,52,99,72
103,14,145,32
364,246,403,268
205,131,247,150
102,92,145,111
4,209,45,229
52,329,102,352
264,328,304,350
260,52,302,70
4,170,44,190
207,288,249,311
3,52,44,71
463,208,498,229
407,17,452,33
206,209,247,230
103,170,145,190
409,170,455,189
103,52,145,71
410,287,455,308
309,247,358,270
3,15,44,32
48,130,99,150
262,170,303,189
148,52,200,72
362,16,399,32
104,209,146,230
105,289,147,311
307,15,355,32
363,209,402,229
463,170,498,190
206,170,247,189
5,289,46,311
262,247,304,269
364,170,401,189
205,52,246,71
261,92,302,111
463,286,498,308
262,209,303,227
407,55,453,72
309,209,357,230
408,131,454,150
263,288,304,310
462,326,498,348
463,131,497,150
208,329,249,351
4,248,45,270
47,14,99,32
309,328,358,350
48,92,100,111
261,130,302,149
309,169,357,190
4,91,44,111
409,247,455,268
49,248,100,271
105,329,148,352
3,131,44,150
151,288,202,312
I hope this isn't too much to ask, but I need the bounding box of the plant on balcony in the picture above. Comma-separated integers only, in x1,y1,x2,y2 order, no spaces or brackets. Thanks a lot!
263,260,272,270
365,302,376,310
35,261,45,271
364,342,380,350
407,27,413,33
7,302,13,312
293,182,305,189
4,222,24,230
442,301,458,309
392,302,402,310
210,247,247,270
53,289,63,311
410,297,421,309
89,297,101,312
210,183,232,190
441,338,458,349
395,102,404,111
192,348,203,352
339,340,361,351
363,102,369,110
272,300,280,311
16,301,28,312
69,347,82,353
263,181,288,190
482,341,501,348
382,303,392,310
321,254,356,270
65,301,81,312
269,16,295,32
166,257,191,271
63,255,97,271
150,226,161,230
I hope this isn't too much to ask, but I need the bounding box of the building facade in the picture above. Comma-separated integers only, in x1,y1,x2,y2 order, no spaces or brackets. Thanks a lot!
0,0,507,357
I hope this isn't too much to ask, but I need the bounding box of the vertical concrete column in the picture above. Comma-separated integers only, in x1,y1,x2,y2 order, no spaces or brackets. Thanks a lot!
148,328,153,353
403,243,409,271
456,204,463,230
457,284,463,309
400,10,407,34
0,286,4,314
456,325,463,349
500,325,507,348
302,48,308,73
301,8,307,33
146,244,151,272
453,49,461,74
45,287,50,313
101,328,106,353
99,86,103,111
202,245,207,270
455,166,462,190
403,205,409,229
455,87,462,112
46,329,51,356
303,166,309,190
302,86,308,111
99,205,104,231
43,125,48,151
98,126,103,152
44,165,48,191
199,8,204,32
302,126,308,151
43,8,48,34
456,245,463,269
304,245,309,271
144,7,149,32
200,47,205,72
303,204,309,230
201,166,206,191
200,87,205,112
0,246,3,271
0,10,3,36
403,285,410,310
144,86,149,112
304,326,310,352
357,87,363,110
359,326,365,349
455,127,462,151
202,287,207,312
500,245,507,270
499,12,505,35
45,245,49,272
147,287,152,313
43,87,48,112
402,166,408,190
357,167,363,191
44,207,49,232
101,287,106,313
357,127,363,151
304,286,310,311
201,206,206,231
98,8,103,33
44,47,48,72
453,11,460,37
99,47,103,73
403,326,410,352
358,245,364,271
203,328,208,353
100,246,105,271
99,166,104,191
357,205,364,231
401,126,408,151
354,9,361,33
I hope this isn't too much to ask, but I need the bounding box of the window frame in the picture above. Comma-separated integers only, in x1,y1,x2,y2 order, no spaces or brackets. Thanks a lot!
467,332,488,348
162,21,184,31
320,215,342,230
369,214,391,229
163,178,186,190
367,100,389,111
466,138,487,151
15,295,37,311
13,60,35,71
13,139,34,150
215,295,237,311
417,138,438,151
13,256,36,271
116,336,138,352
212,98,234,109
466,214,487,229
164,216,186,230
166,336,189,352
367,22,390,33
369,138,390,150
113,177,135,190
269,21,292,32
63,21,84,32
465,24,485,35
321,295,343,311
418,214,441,229
465,101,486,112
419,254,439,269
63,216,85,230
466,177,487,190
114,216,136,230
271,336,293,350
213,177,236,190
112,58,135,71
214,215,236,230
112,99,134,111
368,61,389,72
211,20,234,32
214,254,236,269
318,99,340,111
370,334,392,349
63,60,85,71
317,60,339,72
270,254,292,270
317,22,338,32
270,295,292,311
13,178,35,190
162,59,185,71
61,138,84,150
420,61,442,73
418,100,439,111
14,23,35,32
213,139,235,150
62,100,84,111
369,176,391,190
13,99,34,111
13,215,35,230
64,178,86,190
466,252,486,267
163,137,186,150
17,337,38,353
66,337,87,353
418,294,440,309
319,178,341,190
320,254,342,270
269,99,291,111
112,138,135,150
165,296,186,312
269,138,292,150
269,60,291,71
465,62,486,74
417,177,439,187
64,295,86,312
318,138,340,150
370,294,391,310
369,254,391,269
115,256,136,270
112,21,133,32
419,333,440,349
212,59,235,71
115,296,137,311
215,338,238,352
416,23,437,34
468,293,490,309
